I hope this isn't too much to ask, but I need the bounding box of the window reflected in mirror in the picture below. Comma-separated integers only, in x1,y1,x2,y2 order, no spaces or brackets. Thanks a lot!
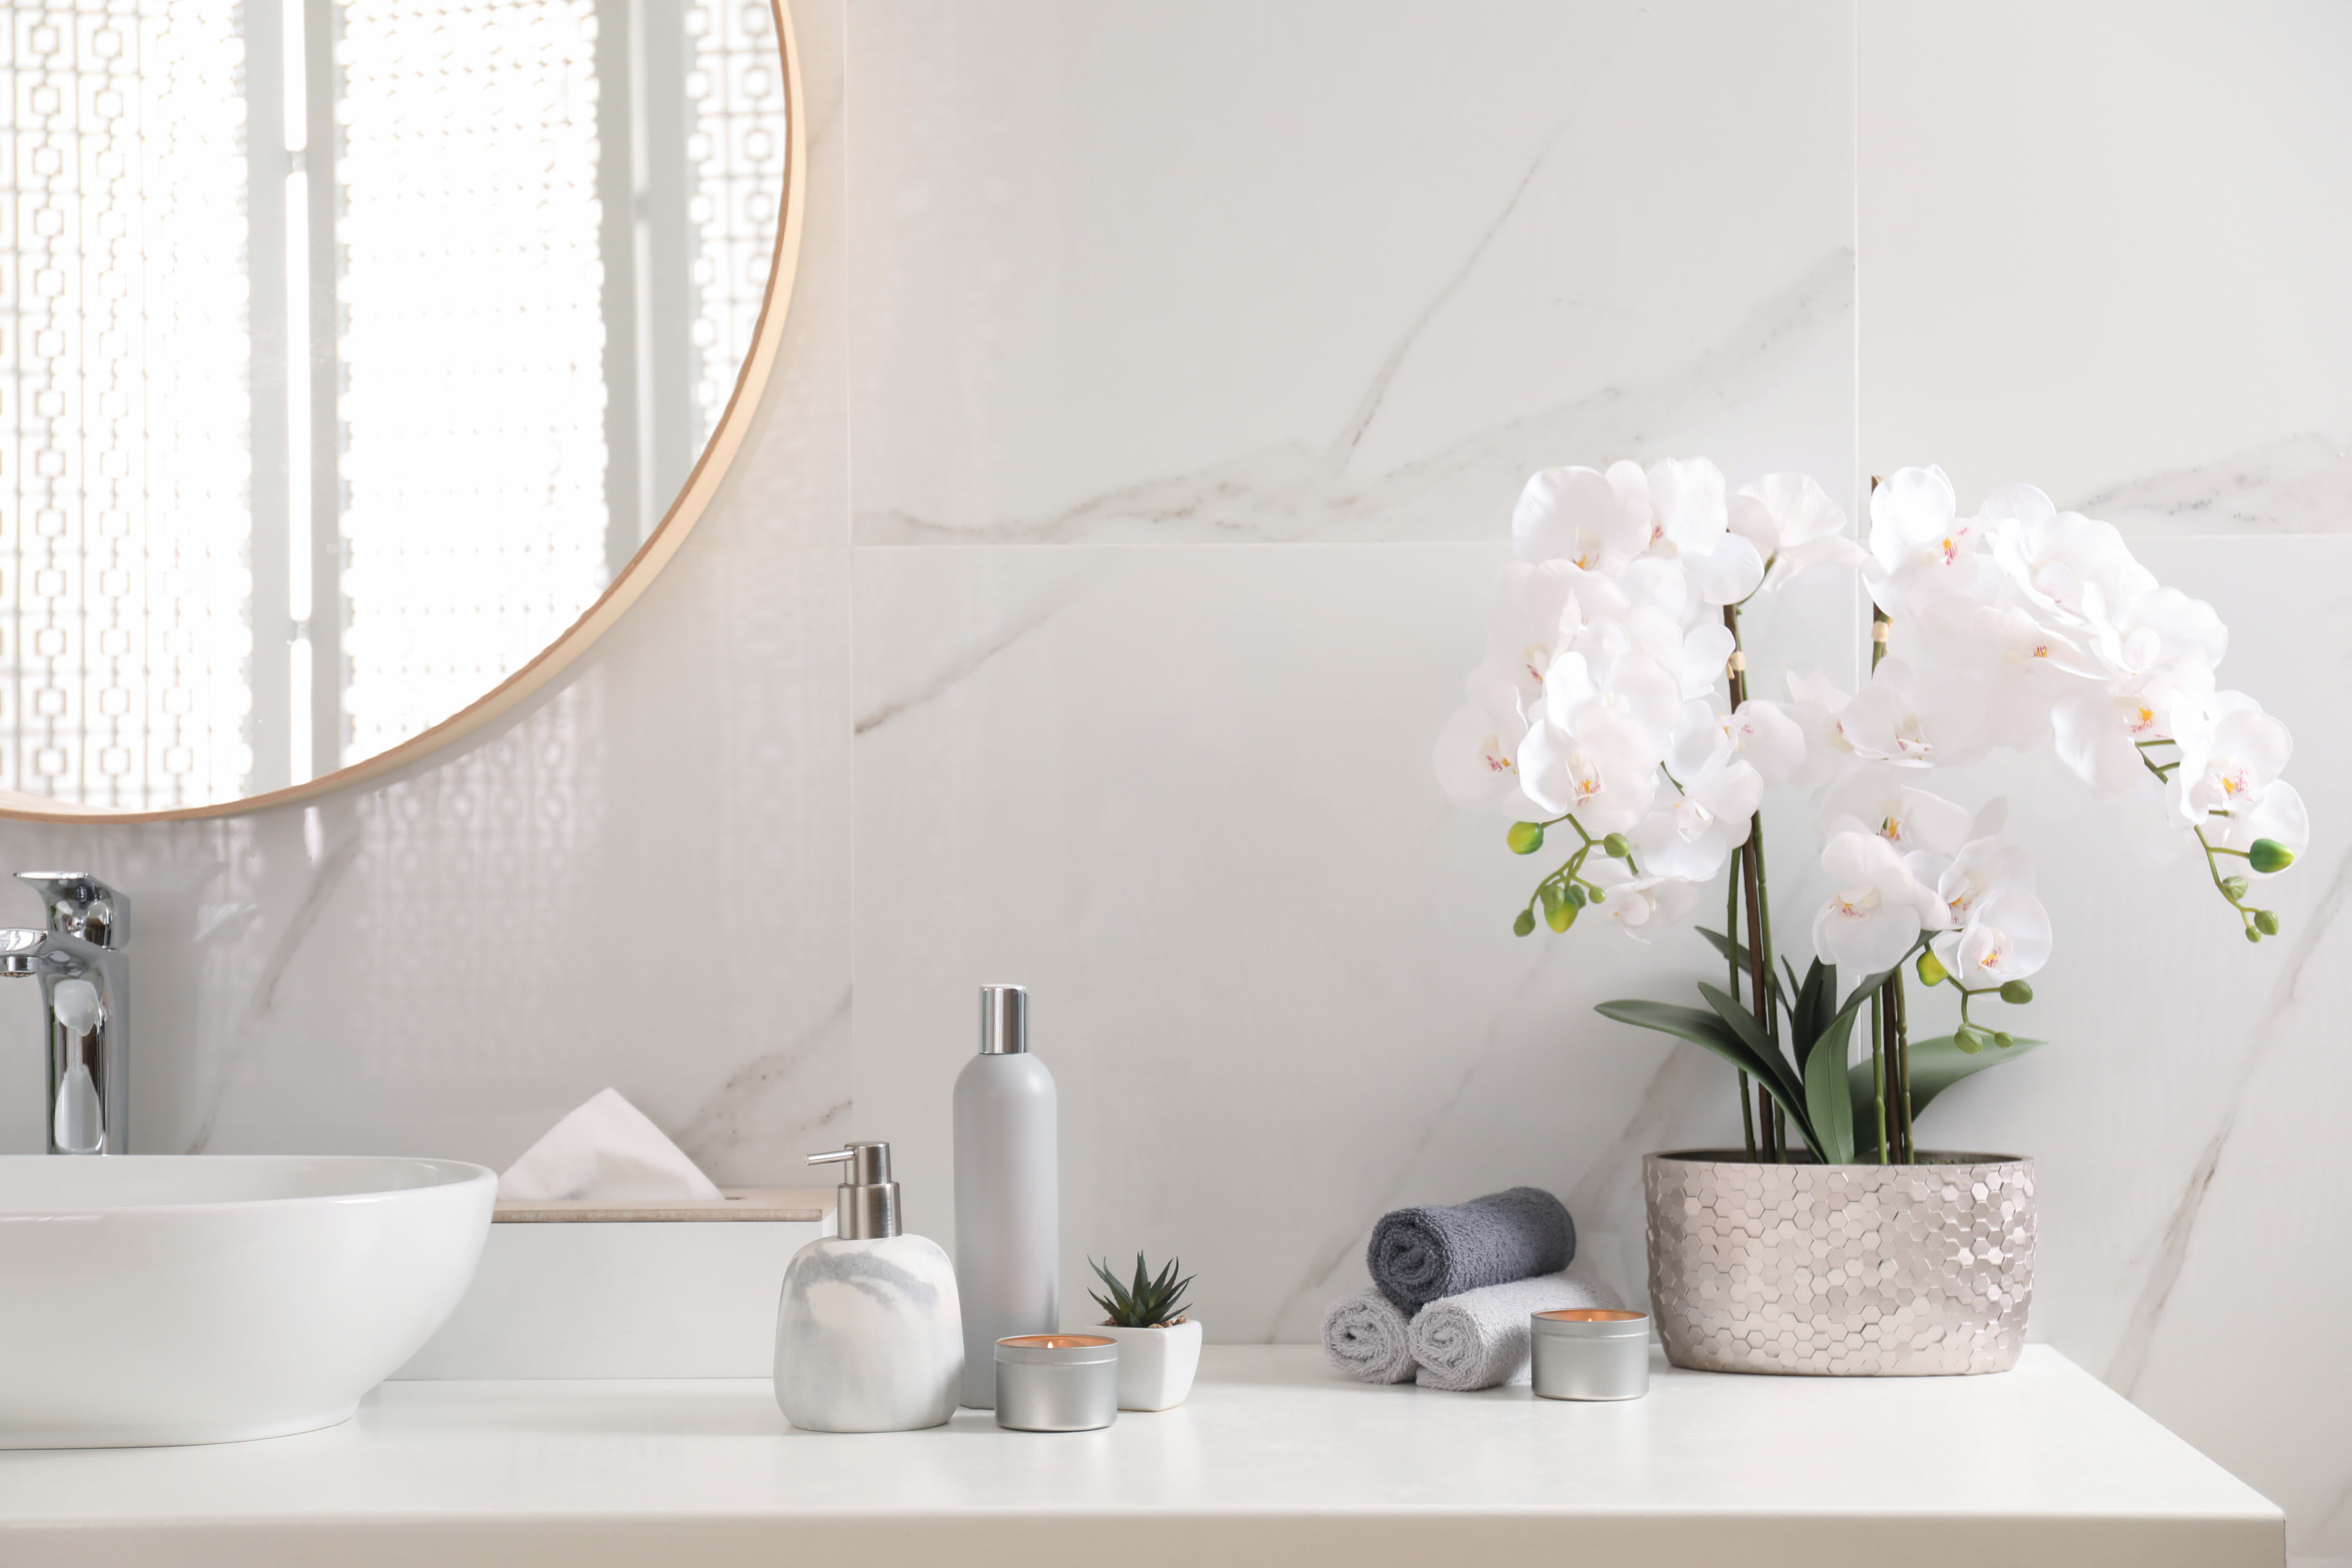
0,0,788,809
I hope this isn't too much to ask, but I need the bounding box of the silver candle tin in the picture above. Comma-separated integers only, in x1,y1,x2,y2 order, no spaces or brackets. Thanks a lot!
994,1335,1120,1431
1530,1309,1650,1401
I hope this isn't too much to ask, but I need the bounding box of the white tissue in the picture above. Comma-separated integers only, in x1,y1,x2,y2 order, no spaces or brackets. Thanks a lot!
497,1088,723,1202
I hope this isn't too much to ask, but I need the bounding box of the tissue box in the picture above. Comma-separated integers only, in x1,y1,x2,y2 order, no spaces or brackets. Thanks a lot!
396,1188,836,1379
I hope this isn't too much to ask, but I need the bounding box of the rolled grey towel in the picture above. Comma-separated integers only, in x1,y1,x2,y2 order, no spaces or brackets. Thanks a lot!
1321,1288,1416,1384
1368,1186,1574,1311
1409,1267,1627,1392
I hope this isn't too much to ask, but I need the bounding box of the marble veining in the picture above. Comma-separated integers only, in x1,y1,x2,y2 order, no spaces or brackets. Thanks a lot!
2075,431,2352,538
855,253,1854,549
2108,837,2352,1397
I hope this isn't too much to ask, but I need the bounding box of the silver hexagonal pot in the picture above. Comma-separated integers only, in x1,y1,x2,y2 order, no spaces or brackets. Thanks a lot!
1643,1149,2034,1376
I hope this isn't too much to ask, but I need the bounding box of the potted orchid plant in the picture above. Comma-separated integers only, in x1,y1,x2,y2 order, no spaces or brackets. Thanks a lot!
1435,459,2306,1375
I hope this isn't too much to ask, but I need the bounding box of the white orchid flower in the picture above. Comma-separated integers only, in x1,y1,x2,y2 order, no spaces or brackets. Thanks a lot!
1433,704,1537,811
1512,466,1646,572
1588,859,1701,943
1936,837,2034,930
1780,669,1864,783
1865,465,1999,616
1905,599,2102,753
2170,691,2293,823
1671,695,1808,787
1988,506,2155,628
1615,556,1693,625
1725,699,1810,786
1813,830,1950,975
1817,769,1974,877
1729,472,1865,593
1646,457,1764,605
2085,583,2227,682
2050,661,2217,794
1517,662,1663,832
1558,621,1684,742
1678,621,1735,702
1631,751,1762,882
1931,887,2053,986
2212,778,2309,877
1667,698,1734,779
1469,561,1584,719
1839,656,1989,770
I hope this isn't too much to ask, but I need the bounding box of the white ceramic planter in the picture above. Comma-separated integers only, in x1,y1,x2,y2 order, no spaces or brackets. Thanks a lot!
1095,1320,1203,1410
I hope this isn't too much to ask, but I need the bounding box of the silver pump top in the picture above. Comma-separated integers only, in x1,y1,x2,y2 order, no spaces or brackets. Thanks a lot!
979,983,1028,1055
807,1141,901,1239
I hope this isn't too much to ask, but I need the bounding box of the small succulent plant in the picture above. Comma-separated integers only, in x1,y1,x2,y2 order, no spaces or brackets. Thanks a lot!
1089,1252,1194,1328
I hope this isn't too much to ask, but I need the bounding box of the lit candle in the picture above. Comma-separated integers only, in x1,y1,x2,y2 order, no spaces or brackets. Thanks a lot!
994,1334,1120,1431
1530,1308,1650,1401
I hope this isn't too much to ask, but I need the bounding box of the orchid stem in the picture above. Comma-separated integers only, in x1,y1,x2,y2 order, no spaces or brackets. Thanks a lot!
1729,845,1757,1158
1723,602,1782,1160
1868,597,1914,1163
1869,990,1888,1163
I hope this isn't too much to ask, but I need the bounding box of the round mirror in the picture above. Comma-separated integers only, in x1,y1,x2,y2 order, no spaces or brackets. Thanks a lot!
0,0,802,817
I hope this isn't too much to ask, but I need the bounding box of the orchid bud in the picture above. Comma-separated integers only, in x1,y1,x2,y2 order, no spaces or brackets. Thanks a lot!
1587,887,1605,903
2221,875,2249,900
1602,833,1631,859
1993,1032,2016,1050
1507,821,1544,855
1540,883,1575,933
1997,980,2033,1004
2249,838,2296,874
1954,1026,1987,1054
2244,926,2262,944
1565,883,1588,908
2255,909,2280,936
1512,909,1535,938
1916,951,1948,987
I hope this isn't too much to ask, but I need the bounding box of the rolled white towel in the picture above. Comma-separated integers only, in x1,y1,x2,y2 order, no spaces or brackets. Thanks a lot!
1322,1288,1416,1384
1409,1266,1627,1392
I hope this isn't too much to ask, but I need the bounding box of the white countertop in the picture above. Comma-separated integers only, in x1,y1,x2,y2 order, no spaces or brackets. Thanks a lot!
0,1345,2280,1567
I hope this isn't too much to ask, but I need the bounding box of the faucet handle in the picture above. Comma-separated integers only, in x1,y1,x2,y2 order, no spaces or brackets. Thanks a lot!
15,874,129,950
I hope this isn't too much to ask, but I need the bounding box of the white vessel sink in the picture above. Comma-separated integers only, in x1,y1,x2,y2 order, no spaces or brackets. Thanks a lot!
0,1155,494,1448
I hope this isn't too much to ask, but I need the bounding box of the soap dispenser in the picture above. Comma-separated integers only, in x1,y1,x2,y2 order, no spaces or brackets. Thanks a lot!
773,1141,963,1433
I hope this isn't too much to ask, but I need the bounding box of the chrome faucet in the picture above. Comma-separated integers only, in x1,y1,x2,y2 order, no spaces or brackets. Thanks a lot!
3,873,130,1156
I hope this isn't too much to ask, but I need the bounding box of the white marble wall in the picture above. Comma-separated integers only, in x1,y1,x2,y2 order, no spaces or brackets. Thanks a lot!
3,0,2345,1557
1861,8,2352,1562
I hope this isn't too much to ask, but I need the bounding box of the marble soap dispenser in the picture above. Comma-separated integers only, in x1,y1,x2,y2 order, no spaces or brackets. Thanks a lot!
774,1141,963,1433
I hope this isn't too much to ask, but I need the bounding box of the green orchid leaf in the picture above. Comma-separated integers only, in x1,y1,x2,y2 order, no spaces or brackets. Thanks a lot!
1596,998,1820,1159
1595,1000,1776,1090
1802,996,1861,1165
1693,985,1823,1159
1790,958,1831,1071
1695,927,1791,1015
1695,983,1804,1106
1848,1034,2046,1158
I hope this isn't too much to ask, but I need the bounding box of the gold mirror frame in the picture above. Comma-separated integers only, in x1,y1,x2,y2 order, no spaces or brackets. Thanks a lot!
0,0,806,825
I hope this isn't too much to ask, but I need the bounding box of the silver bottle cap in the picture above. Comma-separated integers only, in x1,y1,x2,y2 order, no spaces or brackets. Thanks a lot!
807,1141,900,1239
979,983,1028,1054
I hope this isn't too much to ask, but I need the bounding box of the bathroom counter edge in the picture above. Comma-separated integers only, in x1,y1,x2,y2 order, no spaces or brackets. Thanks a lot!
0,1345,2282,1568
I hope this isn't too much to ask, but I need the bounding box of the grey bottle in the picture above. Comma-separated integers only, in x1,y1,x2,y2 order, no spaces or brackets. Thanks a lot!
952,984,1059,1407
